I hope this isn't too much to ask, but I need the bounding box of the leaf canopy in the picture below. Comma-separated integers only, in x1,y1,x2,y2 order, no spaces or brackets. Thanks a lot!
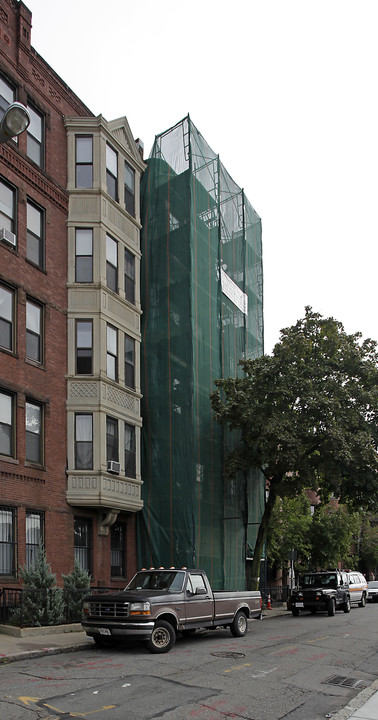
211,307,378,511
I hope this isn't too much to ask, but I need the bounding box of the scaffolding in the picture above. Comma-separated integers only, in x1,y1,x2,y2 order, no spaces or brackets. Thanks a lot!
139,116,264,589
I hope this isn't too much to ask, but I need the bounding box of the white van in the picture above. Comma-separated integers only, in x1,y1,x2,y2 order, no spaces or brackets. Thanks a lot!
346,571,368,607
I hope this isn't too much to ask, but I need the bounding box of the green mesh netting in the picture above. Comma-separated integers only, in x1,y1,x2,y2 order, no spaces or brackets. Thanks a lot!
138,116,264,590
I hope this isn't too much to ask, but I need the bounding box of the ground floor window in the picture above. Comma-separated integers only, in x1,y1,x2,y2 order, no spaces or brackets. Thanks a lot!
74,517,92,574
0,506,16,575
26,511,44,569
111,521,126,577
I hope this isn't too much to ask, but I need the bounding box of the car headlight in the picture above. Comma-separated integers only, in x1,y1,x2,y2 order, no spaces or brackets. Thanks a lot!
129,601,151,615
83,601,90,615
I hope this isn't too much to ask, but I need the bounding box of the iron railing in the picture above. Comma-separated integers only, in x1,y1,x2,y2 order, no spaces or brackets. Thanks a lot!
0,586,116,628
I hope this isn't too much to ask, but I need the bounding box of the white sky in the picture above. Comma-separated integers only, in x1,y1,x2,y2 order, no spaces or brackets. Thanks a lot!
26,0,377,354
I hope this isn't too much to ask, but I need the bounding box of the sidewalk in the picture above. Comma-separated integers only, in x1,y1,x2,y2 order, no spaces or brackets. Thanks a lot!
0,607,377,720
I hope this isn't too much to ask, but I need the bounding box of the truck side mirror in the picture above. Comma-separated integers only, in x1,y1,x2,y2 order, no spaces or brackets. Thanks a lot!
195,587,207,595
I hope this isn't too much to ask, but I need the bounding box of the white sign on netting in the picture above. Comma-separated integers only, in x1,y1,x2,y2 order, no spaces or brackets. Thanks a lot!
221,269,248,316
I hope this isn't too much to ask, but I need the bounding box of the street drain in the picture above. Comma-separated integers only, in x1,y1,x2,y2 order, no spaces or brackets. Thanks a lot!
211,651,245,659
323,675,368,689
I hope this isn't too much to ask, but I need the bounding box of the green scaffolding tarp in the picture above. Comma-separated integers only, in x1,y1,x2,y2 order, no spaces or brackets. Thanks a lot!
139,116,265,589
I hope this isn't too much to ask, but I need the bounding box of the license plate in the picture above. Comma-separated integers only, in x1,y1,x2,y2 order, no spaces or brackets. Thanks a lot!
295,602,304,608
99,628,111,636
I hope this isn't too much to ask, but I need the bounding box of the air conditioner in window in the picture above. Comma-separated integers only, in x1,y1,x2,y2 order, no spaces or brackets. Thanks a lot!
0,228,16,247
107,460,121,474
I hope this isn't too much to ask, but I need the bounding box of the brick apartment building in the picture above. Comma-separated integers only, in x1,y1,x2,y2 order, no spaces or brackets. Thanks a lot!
0,0,145,590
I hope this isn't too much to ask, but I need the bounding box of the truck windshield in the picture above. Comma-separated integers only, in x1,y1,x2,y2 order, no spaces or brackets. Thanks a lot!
126,571,185,592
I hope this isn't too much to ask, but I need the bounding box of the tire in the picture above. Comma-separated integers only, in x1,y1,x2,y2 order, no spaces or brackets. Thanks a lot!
343,596,351,613
230,610,248,637
93,635,119,648
292,607,300,617
328,598,336,616
145,620,176,654
359,593,366,608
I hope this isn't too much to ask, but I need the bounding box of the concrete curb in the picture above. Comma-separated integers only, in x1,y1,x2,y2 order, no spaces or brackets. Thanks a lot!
329,678,378,720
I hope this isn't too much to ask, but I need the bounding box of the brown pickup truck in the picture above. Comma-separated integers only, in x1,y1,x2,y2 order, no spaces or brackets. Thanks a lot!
82,567,262,653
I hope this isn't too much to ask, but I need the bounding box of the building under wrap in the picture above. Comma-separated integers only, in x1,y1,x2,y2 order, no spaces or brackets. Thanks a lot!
139,116,265,590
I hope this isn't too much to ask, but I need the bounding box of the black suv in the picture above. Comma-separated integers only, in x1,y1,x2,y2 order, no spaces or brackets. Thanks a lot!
289,571,351,616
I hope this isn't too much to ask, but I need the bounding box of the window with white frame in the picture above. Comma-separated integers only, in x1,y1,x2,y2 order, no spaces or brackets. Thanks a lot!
0,74,16,122
75,135,93,188
25,400,43,465
106,416,119,463
75,228,93,282
124,248,135,304
106,234,118,292
124,334,135,389
27,102,44,167
26,299,43,363
0,178,16,236
76,320,93,375
0,506,16,576
124,161,135,217
26,511,44,569
124,422,136,478
106,324,118,381
0,390,14,457
26,200,44,268
106,144,118,200
0,284,15,352
75,414,93,470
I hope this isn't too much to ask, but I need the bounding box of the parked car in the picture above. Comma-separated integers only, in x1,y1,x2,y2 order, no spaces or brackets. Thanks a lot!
82,568,262,653
345,571,368,607
289,570,351,616
367,580,378,602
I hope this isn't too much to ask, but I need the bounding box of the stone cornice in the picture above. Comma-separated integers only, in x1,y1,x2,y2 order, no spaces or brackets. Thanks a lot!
0,143,68,212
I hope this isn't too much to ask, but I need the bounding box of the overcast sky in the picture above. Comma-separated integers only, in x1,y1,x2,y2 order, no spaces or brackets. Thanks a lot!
26,0,377,354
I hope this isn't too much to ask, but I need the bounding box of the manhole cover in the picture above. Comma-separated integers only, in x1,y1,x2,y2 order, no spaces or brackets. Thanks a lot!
323,675,368,689
211,651,245,659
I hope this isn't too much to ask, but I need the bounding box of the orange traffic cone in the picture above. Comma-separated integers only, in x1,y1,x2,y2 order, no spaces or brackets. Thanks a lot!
267,593,272,610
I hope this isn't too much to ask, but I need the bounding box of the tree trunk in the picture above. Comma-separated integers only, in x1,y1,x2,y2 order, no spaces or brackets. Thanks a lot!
249,482,277,590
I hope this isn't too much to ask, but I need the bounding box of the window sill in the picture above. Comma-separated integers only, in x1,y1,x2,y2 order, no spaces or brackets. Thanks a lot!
25,358,45,370
25,462,46,471
0,455,19,465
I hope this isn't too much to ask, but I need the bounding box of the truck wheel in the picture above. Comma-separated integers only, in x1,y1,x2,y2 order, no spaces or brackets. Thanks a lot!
291,607,300,617
328,598,336,616
230,611,248,637
359,593,366,608
145,620,176,653
93,635,119,648
343,596,351,613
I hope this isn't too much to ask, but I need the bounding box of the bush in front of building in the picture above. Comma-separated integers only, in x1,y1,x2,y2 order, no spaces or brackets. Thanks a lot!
62,561,91,622
11,546,65,627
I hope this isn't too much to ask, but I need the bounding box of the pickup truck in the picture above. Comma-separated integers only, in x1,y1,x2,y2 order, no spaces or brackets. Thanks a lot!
82,567,262,653
289,570,351,616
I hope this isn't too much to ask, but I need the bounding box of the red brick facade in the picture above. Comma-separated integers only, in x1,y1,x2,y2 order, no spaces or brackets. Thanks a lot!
0,0,138,589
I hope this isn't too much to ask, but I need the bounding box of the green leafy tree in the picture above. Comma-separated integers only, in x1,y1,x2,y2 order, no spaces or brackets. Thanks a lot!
12,546,64,627
211,308,378,588
358,518,378,577
62,560,91,622
267,492,312,573
308,505,361,570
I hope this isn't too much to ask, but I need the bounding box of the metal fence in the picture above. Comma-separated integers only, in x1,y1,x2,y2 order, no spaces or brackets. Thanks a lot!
260,586,290,606
0,586,114,628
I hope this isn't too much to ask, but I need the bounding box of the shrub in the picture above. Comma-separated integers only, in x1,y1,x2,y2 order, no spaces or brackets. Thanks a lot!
62,561,91,622
12,546,64,627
